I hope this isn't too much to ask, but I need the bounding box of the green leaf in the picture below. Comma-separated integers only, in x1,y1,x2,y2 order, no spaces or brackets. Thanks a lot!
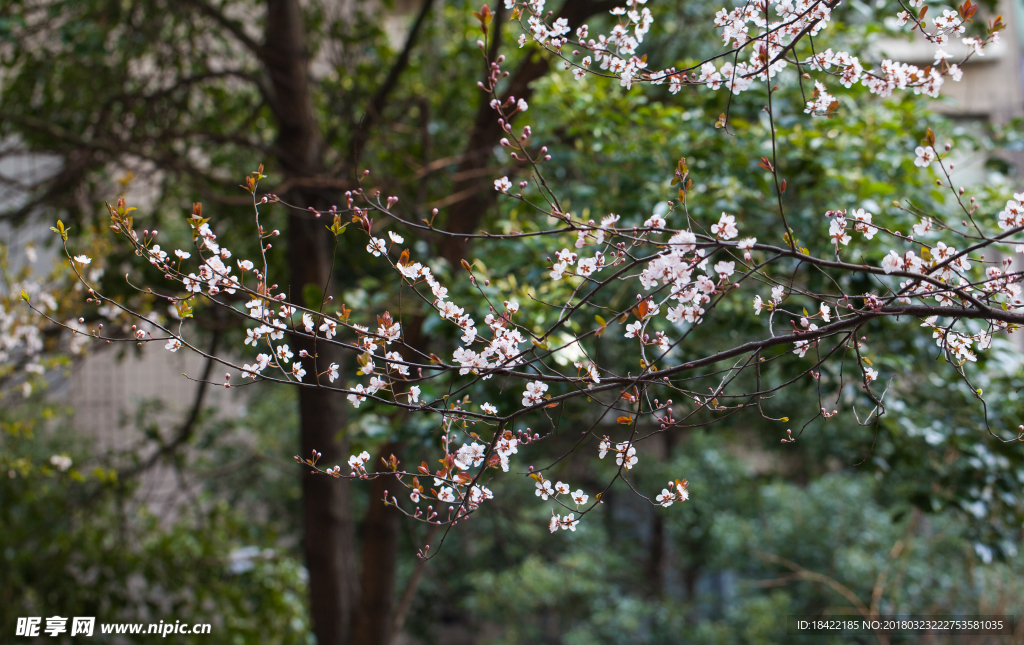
49,220,68,241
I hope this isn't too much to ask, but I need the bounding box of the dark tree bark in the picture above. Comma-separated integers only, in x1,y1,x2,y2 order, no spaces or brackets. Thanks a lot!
296,368,357,645
351,443,402,645
264,2,356,644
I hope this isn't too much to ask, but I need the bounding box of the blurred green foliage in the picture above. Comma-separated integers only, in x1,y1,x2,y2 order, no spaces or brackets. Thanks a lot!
0,398,311,643
406,431,1024,644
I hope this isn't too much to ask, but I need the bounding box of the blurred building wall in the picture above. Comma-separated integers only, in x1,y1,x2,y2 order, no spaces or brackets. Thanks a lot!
65,342,244,518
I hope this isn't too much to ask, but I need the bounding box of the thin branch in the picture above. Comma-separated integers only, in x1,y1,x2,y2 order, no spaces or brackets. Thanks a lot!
351,0,437,167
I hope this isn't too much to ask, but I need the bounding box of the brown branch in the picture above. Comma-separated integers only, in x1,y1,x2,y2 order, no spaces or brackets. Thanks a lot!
120,329,221,479
389,523,440,643
181,0,264,59
757,551,890,645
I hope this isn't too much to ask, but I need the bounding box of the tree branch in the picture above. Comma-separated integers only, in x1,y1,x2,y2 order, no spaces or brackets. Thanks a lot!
121,329,221,479
181,0,264,59
350,0,436,167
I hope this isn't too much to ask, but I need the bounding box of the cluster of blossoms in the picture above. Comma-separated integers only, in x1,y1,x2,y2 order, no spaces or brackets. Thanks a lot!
3,278,62,397
655,479,689,507
922,317,991,364
348,450,372,474
5,239,102,397
548,512,580,532
145,216,244,298
507,0,995,119
368,222,535,399
522,380,548,406
38,0,1024,545
598,438,639,470
534,477,589,507
826,208,876,248
514,0,654,89
105,204,300,385
708,0,987,103
998,193,1024,232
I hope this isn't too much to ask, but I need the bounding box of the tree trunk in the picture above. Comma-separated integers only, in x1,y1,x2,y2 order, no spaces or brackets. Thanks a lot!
297,370,357,645
350,443,402,645
264,1,357,643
